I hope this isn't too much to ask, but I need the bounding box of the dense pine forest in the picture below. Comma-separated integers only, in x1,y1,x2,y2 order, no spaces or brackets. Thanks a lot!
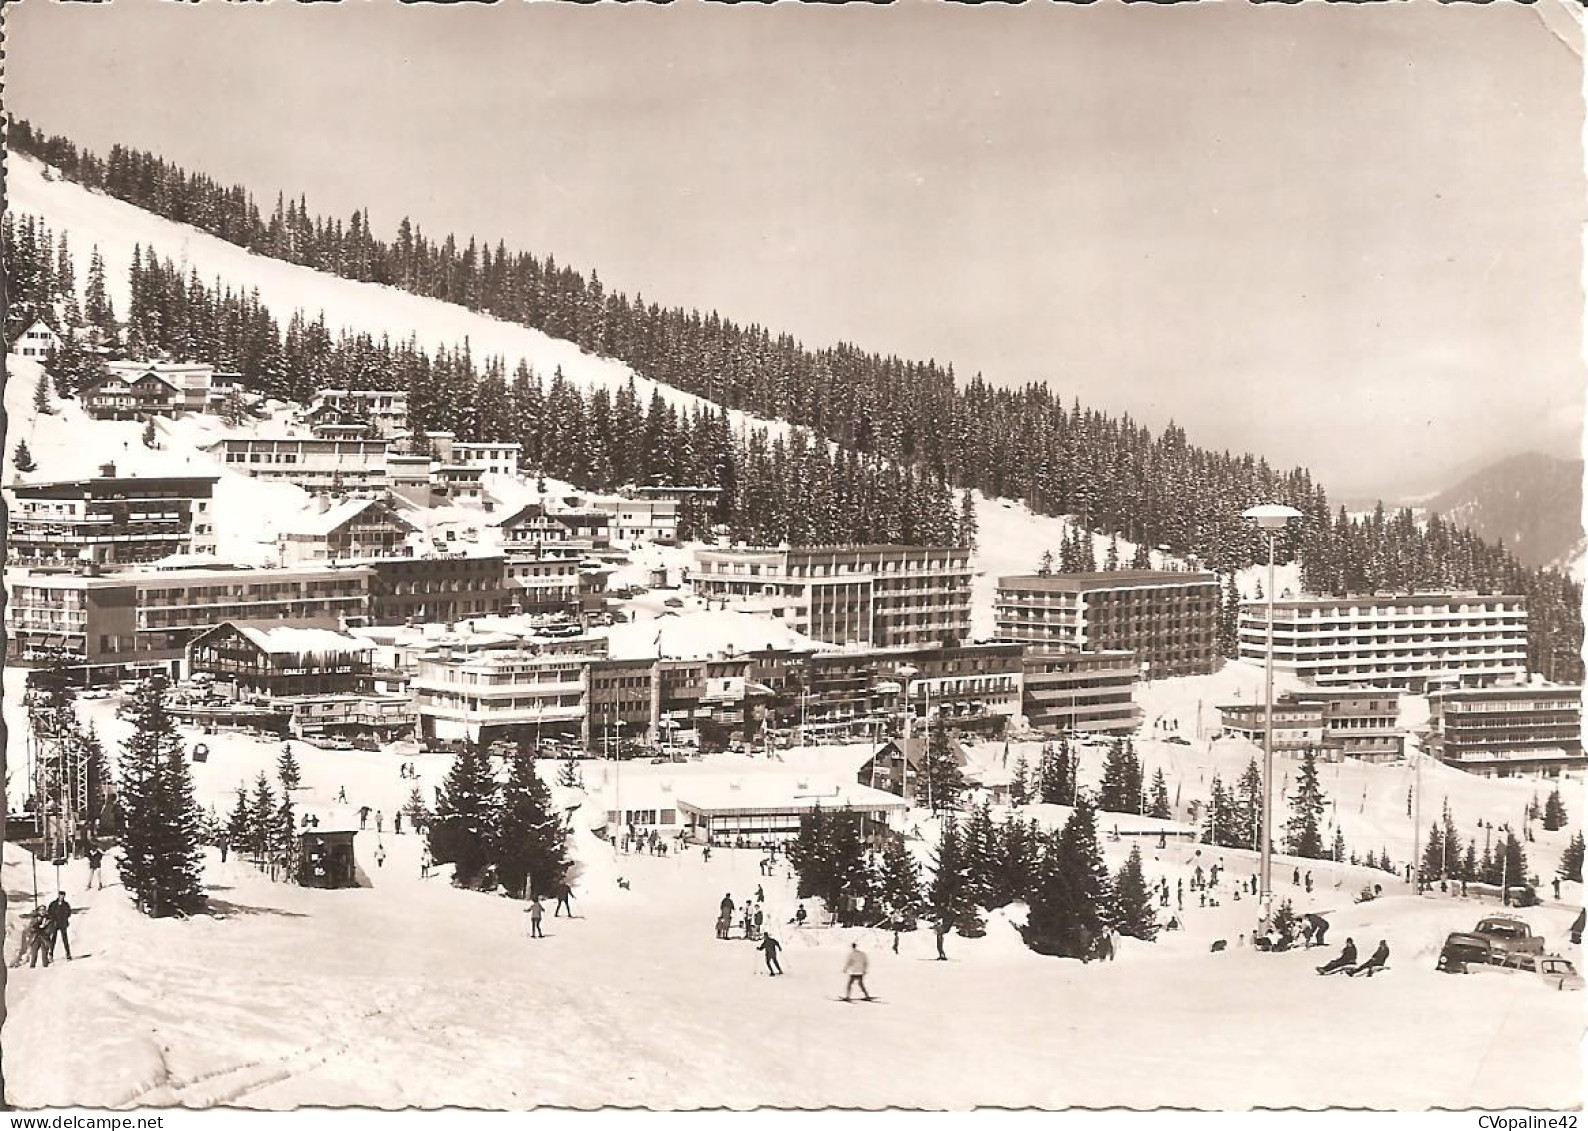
6,120,1582,679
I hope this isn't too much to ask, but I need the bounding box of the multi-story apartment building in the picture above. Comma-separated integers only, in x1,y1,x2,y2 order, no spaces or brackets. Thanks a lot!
586,657,658,747
6,564,373,681
1020,649,1141,734
311,388,409,436
1219,688,1403,761
6,472,218,569
595,496,680,545
203,437,390,492
386,454,435,508
276,495,417,565
414,636,604,745
995,570,1219,678
1237,593,1529,690
691,544,972,649
365,554,508,626
1425,685,1584,778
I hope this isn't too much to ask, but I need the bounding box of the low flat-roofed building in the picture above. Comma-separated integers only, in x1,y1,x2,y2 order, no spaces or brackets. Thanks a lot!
205,436,390,493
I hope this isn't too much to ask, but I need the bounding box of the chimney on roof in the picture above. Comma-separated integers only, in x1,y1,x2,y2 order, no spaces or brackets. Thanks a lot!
99,462,116,478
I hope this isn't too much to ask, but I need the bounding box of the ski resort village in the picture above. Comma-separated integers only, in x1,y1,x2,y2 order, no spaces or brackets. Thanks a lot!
3,8,1586,1113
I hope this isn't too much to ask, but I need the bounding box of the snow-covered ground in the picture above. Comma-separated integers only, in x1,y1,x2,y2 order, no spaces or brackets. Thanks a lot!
5,667,1583,1110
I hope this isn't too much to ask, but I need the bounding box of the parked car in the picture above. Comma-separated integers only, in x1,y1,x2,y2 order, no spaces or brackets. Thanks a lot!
1474,915,1546,963
79,688,113,700
320,736,355,751
664,597,685,609
1165,736,1191,746
1536,956,1584,992
1436,932,1495,973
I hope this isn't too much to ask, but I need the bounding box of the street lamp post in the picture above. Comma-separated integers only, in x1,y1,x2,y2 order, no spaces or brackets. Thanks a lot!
1242,503,1302,913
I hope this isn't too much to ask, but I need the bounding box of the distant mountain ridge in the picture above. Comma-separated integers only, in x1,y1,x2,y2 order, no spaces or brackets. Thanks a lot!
1425,452,1584,571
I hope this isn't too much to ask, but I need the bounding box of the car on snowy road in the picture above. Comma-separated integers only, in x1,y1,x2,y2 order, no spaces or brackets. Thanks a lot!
1474,915,1546,964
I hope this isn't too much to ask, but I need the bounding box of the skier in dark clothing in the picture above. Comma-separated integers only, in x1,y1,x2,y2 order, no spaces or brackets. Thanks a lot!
1317,938,1357,975
555,885,574,917
1348,939,1390,977
358,806,371,830
47,892,73,961
86,845,105,890
758,934,784,975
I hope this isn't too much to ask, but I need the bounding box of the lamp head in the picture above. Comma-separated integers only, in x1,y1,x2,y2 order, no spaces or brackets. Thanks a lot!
1242,503,1302,531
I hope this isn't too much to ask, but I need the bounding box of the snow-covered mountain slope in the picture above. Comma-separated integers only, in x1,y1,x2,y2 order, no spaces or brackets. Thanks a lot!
8,155,789,443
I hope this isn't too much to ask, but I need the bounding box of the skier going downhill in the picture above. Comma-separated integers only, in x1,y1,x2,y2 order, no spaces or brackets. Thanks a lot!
842,942,873,1001
758,933,784,976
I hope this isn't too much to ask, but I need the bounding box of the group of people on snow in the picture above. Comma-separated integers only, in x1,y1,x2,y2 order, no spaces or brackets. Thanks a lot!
716,891,768,941
10,893,74,969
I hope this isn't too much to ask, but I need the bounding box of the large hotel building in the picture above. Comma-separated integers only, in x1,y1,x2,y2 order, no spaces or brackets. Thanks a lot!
690,545,972,649
1237,593,1528,691
994,570,1219,678
6,473,218,570
1424,684,1584,778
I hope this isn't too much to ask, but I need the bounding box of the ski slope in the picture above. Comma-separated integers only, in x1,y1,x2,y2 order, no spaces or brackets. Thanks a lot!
4,672,1583,1110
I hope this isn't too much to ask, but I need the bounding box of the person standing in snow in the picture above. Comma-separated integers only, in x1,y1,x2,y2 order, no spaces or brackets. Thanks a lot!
420,844,433,879
375,844,387,870
758,933,784,976
47,892,73,961
394,811,404,836
555,884,574,918
86,845,104,890
337,786,348,803
528,897,546,938
11,907,50,968
359,806,371,830
376,810,384,834
842,943,873,1001
790,903,808,928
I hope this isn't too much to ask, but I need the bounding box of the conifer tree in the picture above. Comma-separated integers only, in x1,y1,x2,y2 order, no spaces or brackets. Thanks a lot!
916,725,966,814
142,417,157,448
995,815,1041,907
556,754,583,790
874,836,924,928
1234,758,1263,850
13,440,36,473
957,488,978,552
249,771,278,861
1147,768,1171,820
430,744,501,888
495,749,569,899
1543,789,1567,832
788,804,871,925
926,814,972,958
227,788,251,847
1037,549,1054,576
962,800,1001,910
1009,752,1032,807
1131,541,1152,569
1024,796,1112,959
277,744,302,792
1038,739,1076,806
1111,844,1158,941
1558,832,1584,883
34,371,52,414
1331,825,1347,863
1462,839,1478,883
403,786,432,833
1283,749,1327,859
1104,535,1120,571
1420,821,1445,883
115,678,205,917
1098,739,1137,813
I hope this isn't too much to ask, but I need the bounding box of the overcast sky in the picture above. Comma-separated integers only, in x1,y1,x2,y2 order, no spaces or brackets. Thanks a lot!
8,0,1583,500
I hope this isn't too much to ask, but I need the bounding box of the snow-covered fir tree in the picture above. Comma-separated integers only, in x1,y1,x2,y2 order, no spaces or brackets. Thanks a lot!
926,814,973,958
1558,832,1583,883
915,725,966,815
873,837,925,929
1283,749,1328,860
1110,844,1158,941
